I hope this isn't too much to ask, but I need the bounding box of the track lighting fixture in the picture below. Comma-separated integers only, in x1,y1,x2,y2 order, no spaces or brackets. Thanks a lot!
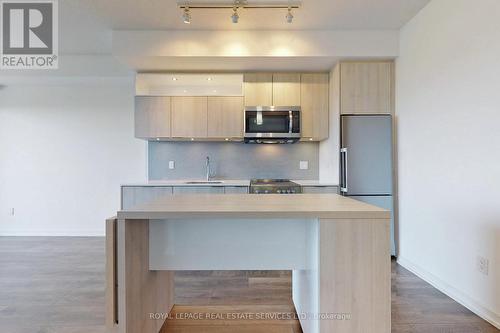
231,5,239,23
286,6,293,23
182,7,191,24
178,1,301,24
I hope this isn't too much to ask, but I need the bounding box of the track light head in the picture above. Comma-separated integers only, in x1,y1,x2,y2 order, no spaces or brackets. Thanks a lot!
182,7,191,24
286,7,293,23
231,6,239,23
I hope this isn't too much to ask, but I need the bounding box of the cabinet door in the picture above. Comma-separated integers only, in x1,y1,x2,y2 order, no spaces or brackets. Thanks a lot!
224,186,248,194
171,97,208,138
121,186,173,209
135,97,171,139
272,73,301,106
340,62,393,114
121,187,136,209
301,186,338,194
244,73,273,106
300,73,329,140
207,97,244,138
173,187,224,194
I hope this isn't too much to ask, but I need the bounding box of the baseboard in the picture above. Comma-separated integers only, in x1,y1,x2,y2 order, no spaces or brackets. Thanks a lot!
397,256,500,329
0,232,105,237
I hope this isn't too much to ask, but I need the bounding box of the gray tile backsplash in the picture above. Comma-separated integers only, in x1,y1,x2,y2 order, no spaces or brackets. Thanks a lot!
148,142,319,180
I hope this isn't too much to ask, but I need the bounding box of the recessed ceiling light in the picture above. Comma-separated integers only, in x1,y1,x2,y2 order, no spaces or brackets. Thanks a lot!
183,89,187,93
225,138,229,141
182,7,191,24
213,90,217,93
207,77,213,81
156,138,160,141
172,77,178,81
190,138,194,141
309,138,313,141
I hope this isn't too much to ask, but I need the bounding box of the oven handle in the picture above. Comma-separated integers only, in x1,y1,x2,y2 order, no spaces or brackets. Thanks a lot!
289,111,293,134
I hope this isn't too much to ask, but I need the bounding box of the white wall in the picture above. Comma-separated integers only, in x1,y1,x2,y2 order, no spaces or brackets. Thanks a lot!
0,78,146,236
319,65,340,184
396,0,500,327
112,30,399,71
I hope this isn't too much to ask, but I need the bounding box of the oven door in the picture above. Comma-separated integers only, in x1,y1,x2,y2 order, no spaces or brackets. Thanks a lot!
244,107,301,138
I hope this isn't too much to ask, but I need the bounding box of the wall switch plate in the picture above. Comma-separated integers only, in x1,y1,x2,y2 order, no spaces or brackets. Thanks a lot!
477,256,489,275
168,161,175,169
299,161,309,170
11,208,14,216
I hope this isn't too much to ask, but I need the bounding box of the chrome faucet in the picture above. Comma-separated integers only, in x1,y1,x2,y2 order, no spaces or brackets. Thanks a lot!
205,156,211,181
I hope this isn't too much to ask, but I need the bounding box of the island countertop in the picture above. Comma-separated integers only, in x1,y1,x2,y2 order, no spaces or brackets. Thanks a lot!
117,193,389,220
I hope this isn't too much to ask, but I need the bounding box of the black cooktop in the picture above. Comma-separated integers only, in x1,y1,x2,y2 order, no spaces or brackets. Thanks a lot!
249,179,302,194
250,179,299,185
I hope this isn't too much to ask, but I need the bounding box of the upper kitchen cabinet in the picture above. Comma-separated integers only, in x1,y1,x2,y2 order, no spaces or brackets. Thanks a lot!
207,97,244,139
272,73,301,106
300,73,329,140
135,96,171,139
136,73,243,96
171,97,208,138
340,62,394,114
243,73,273,106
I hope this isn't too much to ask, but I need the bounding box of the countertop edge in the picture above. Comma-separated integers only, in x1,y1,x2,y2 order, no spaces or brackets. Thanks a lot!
117,211,390,220
120,180,340,187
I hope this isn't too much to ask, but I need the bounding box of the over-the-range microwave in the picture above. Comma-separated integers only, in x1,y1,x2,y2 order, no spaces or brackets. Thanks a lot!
244,106,301,144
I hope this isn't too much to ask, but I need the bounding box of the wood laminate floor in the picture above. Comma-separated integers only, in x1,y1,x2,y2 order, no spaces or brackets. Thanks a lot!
0,237,498,333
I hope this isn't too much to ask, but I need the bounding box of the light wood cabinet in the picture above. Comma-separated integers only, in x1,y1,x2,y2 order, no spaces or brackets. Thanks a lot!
300,73,329,140
340,62,393,114
171,97,208,138
135,97,171,139
272,73,301,106
207,97,244,138
135,72,335,141
243,73,272,106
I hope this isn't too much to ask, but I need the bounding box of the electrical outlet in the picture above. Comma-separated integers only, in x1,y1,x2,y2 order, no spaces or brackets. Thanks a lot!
477,256,489,275
11,208,15,216
168,161,175,169
299,161,309,170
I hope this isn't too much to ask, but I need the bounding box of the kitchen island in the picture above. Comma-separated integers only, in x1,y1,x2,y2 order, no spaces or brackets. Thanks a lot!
106,194,391,333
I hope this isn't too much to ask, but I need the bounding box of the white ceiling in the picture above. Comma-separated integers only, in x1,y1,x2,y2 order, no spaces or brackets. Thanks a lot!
66,0,431,31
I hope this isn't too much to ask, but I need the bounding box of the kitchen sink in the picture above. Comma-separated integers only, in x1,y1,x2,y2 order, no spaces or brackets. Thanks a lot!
184,181,224,184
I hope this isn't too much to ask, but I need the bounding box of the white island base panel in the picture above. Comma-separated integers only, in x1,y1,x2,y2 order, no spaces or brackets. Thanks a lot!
148,217,390,333
149,218,313,270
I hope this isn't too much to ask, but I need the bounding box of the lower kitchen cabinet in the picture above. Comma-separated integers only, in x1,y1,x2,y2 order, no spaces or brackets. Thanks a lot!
121,186,173,209
224,186,249,194
301,186,339,194
122,185,249,209
173,186,224,194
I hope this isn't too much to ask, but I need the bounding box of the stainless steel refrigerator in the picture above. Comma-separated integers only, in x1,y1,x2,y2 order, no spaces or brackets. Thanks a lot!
340,114,396,256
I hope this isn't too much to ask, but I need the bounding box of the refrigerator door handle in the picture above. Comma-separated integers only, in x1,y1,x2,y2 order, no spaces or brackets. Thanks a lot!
340,148,348,194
